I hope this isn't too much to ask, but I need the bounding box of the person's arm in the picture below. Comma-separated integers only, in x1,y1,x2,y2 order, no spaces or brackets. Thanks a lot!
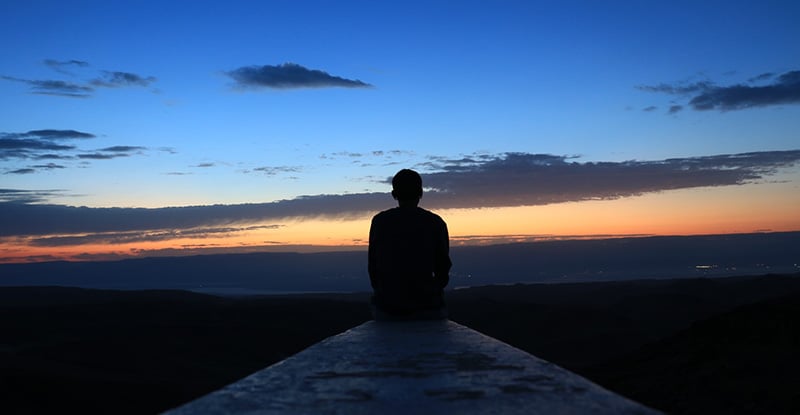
367,216,379,290
433,218,452,290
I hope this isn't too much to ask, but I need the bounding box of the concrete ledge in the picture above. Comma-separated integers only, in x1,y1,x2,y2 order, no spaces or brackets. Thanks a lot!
165,320,660,414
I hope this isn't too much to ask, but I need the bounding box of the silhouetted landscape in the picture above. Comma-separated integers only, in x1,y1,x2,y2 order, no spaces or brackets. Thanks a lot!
2,272,799,414
2,232,798,292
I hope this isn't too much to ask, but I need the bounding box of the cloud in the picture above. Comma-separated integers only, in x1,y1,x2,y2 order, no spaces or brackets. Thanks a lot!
690,71,800,110
250,165,302,175
98,146,146,152
0,76,93,98
3,62,157,97
0,189,66,204
226,63,372,89
1,129,148,173
90,71,157,88
637,81,713,95
28,225,283,247
78,153,130,160
748,72,774,83
639,70,800,111
668,105,683,114
0,129,94,160
43,59,90,75
416,150,800,210
2,150,799,239
0,139,75,153
17,129,96,140
5,168,35,175
34,154,74,160
31,163,65,170
44,59,90,68
642,106,657,112
76,147,144,159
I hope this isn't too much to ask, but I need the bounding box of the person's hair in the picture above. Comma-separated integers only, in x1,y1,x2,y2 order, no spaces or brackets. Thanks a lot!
391,169,423,201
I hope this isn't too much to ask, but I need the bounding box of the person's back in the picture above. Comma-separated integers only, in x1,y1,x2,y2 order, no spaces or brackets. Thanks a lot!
368,169,451,320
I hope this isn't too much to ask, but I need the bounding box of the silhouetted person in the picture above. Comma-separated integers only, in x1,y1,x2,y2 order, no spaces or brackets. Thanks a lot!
368,169,452,320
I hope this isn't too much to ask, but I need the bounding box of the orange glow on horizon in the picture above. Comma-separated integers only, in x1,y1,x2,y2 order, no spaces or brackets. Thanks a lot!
1,181,799,263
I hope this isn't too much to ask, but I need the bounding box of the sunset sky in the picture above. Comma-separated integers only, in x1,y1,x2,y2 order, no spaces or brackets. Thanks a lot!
1,1,799,263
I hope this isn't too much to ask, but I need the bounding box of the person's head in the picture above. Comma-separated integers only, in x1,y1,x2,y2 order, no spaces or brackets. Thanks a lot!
391,169,423,204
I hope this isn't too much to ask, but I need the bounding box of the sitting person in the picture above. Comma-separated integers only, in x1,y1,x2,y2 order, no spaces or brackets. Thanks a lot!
368,169,452,320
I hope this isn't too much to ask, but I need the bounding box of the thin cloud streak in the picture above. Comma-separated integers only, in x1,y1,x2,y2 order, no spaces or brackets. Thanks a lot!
0,76,94,98
28,225,283,247
90,71,157,88
44,59,89,69
1,150,798,238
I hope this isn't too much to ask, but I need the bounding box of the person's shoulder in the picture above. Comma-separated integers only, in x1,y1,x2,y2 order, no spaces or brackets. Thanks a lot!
372,207,399,221
417,207,446,223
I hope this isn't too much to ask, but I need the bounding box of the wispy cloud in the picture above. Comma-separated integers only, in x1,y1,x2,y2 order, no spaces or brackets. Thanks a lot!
2,150,798,239
13,130,96,140
43,59,90,75
0,129,94,160
1,129,147,172
639,69,800,111
0,189,66,203
5,168,36,175
637,81,713,96
250,165,302,175
747,72,774,83
28,225,283,247
0,76,93,98
77,153,129,160
90,71,156,88
98,146,146,153
79,145,148,159
2,60,158,98
30,163,65,170
226,62,372,90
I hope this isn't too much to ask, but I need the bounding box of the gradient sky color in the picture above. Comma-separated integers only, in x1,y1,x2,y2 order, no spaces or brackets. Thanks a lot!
1,0,799,263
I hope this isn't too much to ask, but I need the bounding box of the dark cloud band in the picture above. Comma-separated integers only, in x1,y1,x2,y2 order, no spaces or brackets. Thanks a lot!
2,150,798,238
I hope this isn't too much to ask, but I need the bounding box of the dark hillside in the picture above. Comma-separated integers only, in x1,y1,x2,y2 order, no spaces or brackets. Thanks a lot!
447,274,800,367
582,292,800,414
0,287,371,414
2,274,799,414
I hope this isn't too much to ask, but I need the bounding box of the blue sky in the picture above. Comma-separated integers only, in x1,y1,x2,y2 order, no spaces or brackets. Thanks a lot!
1,0,799,261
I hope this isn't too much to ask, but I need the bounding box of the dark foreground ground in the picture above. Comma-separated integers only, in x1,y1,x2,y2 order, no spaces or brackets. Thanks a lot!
1,273,799,414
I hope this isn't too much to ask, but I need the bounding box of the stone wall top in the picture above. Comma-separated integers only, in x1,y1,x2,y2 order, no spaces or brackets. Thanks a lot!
165,320,660,414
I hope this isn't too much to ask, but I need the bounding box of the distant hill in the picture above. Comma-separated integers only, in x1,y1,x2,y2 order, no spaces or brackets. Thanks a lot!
1,231,798,291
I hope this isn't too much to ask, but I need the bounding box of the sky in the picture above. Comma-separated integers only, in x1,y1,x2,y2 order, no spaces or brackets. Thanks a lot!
1,0,799,263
